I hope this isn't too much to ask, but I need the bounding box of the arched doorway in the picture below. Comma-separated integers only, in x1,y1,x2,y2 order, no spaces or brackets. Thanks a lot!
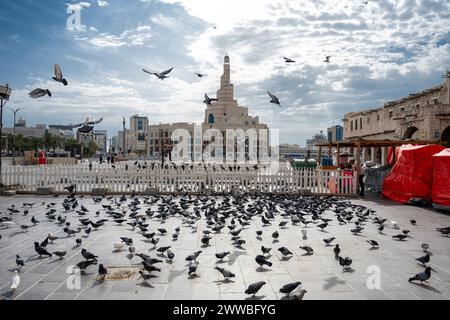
208,114,215,124
404,126,419,139
441,126,450,147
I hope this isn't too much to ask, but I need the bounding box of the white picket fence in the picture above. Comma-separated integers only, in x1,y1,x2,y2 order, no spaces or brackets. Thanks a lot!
1,163,357,195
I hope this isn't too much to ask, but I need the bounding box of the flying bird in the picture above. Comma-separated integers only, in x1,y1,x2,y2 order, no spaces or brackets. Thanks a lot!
143,67,174,80
204,93,218,105
29,88,52,99
267,91,281,107
324,56,331,63
283,57,296,63
195,72,206,78
52,64,68,86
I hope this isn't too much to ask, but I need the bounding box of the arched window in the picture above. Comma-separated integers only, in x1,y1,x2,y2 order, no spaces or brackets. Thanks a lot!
208,114,215,124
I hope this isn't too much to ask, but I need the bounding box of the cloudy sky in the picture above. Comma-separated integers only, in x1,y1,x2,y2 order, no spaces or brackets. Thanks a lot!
1,0,450,145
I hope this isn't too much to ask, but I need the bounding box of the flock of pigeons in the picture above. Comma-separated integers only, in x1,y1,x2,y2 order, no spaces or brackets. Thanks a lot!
1,187,449,299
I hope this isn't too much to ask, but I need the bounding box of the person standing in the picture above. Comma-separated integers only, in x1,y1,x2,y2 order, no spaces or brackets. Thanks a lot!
350,159,365,197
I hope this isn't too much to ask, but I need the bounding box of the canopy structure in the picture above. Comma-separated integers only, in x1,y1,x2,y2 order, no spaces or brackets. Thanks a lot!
382,144,446,203
432,149,450,210
315,138,443,166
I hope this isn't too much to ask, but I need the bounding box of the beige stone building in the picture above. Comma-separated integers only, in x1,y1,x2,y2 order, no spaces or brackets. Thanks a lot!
342,71,450,164
147,55,269,160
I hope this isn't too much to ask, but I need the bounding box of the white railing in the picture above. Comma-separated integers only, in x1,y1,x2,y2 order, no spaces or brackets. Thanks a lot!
1,163,357,195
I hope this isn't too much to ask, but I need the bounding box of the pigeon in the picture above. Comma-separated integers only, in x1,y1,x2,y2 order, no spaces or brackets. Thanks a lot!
29,88,51,99
81,249,98,261
408,267,431,284
261,246,272,255
324,56,331,63
410,219,417,225
98,264,107,281
333,244,340,258
167,249,175,260
215,266,235,279
267,91,281,107
367,240,379,248
256,230,263,237
53,251,67,259
279,282,302,295
15,255,24,269
142,262,161,274
10,270,20,293
393,234,408,241
421,243,430,252
323,237,335,246
317,222,328,231
120,237,133,245
301,229,307,239
299,246,314,255
279,221,288,228
188,263,198,277
245,281,266,296
283,57,295,63
278,247,293,257
52,64,68,86
31,216,39,225
272,231,279,240
338,256,353,270
291,289,308,300
139,270,152,282
34,242,52,257
215,251,231,261
143,67,174,80
157,246,171,254
76,259,97,272
203,94,218,105
255,255,272,268
415,254,431,266
185,251,202,263
195,72,206,78
76,238,82,246
63,227,78,236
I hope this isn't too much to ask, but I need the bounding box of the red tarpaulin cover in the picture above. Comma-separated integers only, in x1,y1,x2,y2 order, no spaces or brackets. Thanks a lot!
382,144,446,203
432,149,450,208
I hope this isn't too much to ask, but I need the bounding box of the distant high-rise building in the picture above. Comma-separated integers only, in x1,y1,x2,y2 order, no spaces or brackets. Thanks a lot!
327,125,343,143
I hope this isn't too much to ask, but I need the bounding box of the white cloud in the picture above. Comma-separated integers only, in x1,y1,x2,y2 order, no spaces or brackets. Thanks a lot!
78,25,153,48
97,0,109,7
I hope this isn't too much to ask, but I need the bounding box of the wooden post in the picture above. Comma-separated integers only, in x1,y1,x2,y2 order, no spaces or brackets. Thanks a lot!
336,144,340,166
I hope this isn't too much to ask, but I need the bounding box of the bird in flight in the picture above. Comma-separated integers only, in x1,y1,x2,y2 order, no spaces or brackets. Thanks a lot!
204,93,218,106
195,72,206,78
283,57,296,63
52,64,68,86
29,88,52,99
324,56,331,63
267,91,281,107
143,67,174,80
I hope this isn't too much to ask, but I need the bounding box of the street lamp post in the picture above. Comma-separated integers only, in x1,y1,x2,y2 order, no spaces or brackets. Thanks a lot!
0,84,12,187
122,116,126,159
11,108,20,164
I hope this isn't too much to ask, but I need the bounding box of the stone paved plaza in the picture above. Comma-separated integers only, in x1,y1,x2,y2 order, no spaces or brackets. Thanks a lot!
0,193,449,300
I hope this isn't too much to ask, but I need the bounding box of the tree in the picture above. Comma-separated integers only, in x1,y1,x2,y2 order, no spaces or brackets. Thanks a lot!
83,141,98,158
